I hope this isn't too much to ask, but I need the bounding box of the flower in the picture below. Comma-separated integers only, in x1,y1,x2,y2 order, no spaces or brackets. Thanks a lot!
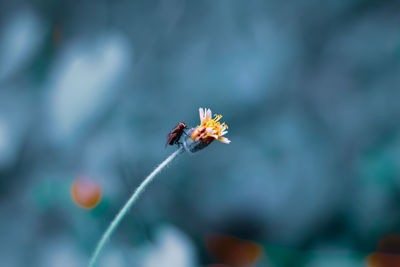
189,108,230,148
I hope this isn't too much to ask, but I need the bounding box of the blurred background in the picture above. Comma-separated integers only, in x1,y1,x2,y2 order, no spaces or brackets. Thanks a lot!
0,0,400,266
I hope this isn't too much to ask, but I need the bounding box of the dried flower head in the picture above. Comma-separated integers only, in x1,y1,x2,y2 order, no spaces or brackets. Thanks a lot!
184,108,230,152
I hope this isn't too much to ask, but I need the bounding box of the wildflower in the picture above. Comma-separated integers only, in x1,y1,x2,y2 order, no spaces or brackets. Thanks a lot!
88,107,230,267
185,108,230,152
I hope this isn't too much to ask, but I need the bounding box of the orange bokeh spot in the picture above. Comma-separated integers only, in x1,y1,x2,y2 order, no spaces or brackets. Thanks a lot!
71,177,102,209
366,234,400,267
377,234,400,253
206,234,264,266
367,252,400,267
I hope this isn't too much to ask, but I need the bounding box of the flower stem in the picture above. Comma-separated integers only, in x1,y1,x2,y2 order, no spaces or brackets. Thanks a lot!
88,147,184,267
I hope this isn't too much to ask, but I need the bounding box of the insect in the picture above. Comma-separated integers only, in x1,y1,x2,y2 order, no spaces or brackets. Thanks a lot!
166,122,187,147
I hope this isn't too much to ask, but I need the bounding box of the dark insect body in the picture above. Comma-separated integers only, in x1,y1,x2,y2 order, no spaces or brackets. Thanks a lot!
166,122,187,147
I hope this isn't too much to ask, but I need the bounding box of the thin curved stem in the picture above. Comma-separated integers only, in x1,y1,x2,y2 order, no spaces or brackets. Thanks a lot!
88,147,184,267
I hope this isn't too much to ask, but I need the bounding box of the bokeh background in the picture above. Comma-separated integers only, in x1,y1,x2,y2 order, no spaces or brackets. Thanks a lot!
1,1,400,266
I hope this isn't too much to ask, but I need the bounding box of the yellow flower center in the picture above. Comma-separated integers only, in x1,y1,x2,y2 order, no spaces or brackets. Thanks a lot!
205,114,228,136
190,114,228,141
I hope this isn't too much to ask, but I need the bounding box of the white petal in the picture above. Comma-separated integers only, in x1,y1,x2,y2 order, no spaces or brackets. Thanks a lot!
205,108,212,121
206,127,216,134
199,108,204,122
218,137,231,144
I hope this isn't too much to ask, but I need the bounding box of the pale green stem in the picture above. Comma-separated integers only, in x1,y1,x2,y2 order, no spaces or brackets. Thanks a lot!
88,147,184,267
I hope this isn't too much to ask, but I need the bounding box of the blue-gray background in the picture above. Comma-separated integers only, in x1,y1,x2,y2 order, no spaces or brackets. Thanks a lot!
0,1,400,266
